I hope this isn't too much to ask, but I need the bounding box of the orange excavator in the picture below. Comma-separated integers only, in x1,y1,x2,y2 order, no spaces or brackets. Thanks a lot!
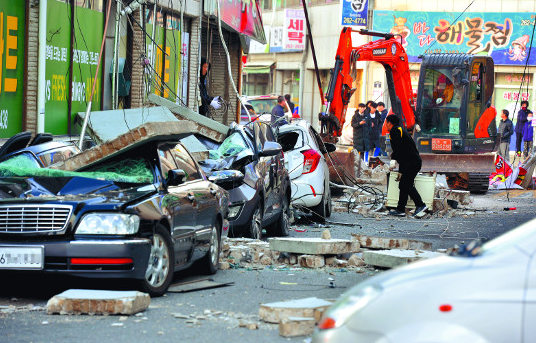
320,28,497,193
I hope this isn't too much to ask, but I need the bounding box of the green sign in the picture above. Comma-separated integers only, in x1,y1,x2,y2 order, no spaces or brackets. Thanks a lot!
45,0,103,135
0,1,25,138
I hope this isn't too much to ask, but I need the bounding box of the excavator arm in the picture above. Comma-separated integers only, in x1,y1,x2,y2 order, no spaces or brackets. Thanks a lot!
322,28,416,140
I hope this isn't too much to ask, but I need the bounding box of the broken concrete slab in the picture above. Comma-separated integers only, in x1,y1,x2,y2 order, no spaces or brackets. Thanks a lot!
259,297,332,324
269,237,359,255
437,189,472,205
298,255,325,268
351,234,433,251
46,289,150,315
52,121,197,171
279,317,316,337
148,93,229,143
363,249,444,269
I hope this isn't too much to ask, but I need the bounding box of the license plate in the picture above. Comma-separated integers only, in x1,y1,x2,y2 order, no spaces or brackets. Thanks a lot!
0,246,44,269
432,139,452,151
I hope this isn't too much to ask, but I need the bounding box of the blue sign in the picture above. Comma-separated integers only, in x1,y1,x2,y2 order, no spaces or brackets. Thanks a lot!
341,0,368,27
372,11,536,65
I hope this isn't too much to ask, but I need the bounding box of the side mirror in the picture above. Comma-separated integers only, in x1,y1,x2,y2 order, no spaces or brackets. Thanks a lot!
259,141,282,157
209,170,244,190
167,169,186,186
324,142,336,153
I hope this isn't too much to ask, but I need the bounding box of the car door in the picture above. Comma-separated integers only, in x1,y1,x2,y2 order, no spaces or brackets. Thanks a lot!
158,144,196,266
309,126,330,191
169,143,216,261
265,124,286,211
254,122,276,219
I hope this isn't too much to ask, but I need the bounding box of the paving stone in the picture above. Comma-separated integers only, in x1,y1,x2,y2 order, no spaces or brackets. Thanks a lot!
46,290,150,315
269,238,359,255
298,255,325,268
279,317,315,337
259,297,332,324
352,234,432,251
363,249,444,269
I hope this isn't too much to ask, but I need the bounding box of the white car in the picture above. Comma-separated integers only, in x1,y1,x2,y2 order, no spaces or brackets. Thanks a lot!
277,120,334,222
313,217,536,343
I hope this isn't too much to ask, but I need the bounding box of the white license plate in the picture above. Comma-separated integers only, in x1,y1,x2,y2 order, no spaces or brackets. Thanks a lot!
0,246,44,269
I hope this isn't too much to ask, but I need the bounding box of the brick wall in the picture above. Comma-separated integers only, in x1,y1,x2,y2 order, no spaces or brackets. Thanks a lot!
130,9,145,109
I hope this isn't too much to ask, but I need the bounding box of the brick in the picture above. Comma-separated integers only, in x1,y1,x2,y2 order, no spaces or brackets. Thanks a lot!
363,249,444,269
269,238,359,255
298,255,325,268
279,317,315,337
219,262,230,270
46,290,150,315
351,234,433,251
437,189,472,205
347,254,365,267
259,297,332,324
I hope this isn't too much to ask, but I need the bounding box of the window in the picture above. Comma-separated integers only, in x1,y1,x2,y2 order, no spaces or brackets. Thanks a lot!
158,146,179,180
38,147,79,167
170,143,201,181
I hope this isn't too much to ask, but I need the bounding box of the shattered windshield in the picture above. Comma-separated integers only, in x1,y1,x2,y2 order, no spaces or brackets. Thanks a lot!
420,68,464,136
0,154,153,184
209,132,249,160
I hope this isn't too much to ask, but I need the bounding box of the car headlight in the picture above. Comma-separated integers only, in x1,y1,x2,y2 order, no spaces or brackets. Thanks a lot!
228,203,243,219
318,285,382,330
76,213,140,235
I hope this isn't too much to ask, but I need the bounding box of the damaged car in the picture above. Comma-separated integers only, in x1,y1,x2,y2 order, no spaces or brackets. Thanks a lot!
277,120,336,222
0,136,229,297
199,121,291,239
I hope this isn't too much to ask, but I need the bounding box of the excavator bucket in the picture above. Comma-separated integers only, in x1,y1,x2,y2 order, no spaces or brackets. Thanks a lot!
419,153,496,173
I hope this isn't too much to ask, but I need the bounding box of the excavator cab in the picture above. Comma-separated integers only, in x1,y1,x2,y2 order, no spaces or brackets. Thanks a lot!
414,54,496,154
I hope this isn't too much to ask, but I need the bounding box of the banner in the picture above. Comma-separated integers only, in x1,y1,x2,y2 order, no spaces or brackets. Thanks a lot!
283,9,305,50
45,1,103,135
207,0,266,44
0,1,25,138
341,0,368,27
372,11,536,65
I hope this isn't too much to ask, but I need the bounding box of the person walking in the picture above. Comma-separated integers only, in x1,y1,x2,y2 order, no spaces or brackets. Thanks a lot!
271,96,288,126
515,100,530,157
351,103,370,161
368,102,381,157
385,115,427,218
498,109,514,162
522,110,533,158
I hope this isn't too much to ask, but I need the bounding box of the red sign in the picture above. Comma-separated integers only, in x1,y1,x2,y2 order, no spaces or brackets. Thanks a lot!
218,0,266,44
431,138,452,151
283,9,305,50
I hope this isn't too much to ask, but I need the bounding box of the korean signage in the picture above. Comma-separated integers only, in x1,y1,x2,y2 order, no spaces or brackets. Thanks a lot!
341,0,368,27
249,26,270,54
268,26,300,53
372,11,536,65
45,1,103,135
207,0,266,44
283,9,305,50
0,1,25,138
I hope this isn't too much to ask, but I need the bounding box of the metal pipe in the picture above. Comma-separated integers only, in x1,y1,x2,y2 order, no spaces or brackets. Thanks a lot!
179,0,184,103
37,0,48,133
299,32,308,121
78,0,113,150
150,3,157,94
112,0,120,109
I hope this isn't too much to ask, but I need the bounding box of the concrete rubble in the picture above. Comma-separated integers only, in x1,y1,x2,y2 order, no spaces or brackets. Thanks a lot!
46,289,150,315
363,249,445,268
352,234,433,251
279,317,316,337
268,237,359,255
259,297,332,324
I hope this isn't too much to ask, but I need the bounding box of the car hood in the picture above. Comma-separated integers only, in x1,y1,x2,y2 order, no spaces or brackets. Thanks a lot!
0,176,156,205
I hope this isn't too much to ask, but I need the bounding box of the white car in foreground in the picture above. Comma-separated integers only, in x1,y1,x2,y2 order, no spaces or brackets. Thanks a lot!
313,217,536,343
277,120,335,222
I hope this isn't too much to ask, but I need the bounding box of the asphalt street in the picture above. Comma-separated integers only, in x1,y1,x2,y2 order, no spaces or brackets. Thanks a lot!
0,190,535,343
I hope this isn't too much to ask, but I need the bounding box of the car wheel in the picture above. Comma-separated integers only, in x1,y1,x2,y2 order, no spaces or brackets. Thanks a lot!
249,204,263,240
199,221,221,274
311,193,327,223
326,186,332,218
140,224,174,297
274,196,290,237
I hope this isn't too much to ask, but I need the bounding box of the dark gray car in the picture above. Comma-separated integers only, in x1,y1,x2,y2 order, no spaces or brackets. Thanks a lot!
200,121,291,239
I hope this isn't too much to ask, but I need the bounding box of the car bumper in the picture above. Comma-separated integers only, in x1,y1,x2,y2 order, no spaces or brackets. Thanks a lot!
0,238,151,280
290,175,325,208
226,183,258,232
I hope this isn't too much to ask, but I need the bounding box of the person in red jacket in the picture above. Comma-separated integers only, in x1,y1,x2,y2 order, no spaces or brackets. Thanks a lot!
385,115,427,218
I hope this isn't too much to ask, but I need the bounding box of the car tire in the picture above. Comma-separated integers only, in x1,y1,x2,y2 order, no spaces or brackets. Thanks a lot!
274,196,290,237
198,221,221,275
140,224,174,297
311,193,327,223
249,203,263,240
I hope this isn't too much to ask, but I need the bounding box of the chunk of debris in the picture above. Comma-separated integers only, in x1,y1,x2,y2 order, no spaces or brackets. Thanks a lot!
437,189,472,206
298,255,325,269
259,297,332,324
46,290,150,315
321,229,331,240
347,254,365,267
269,237,359,255
351,234,432,251
363,249,444,269
279,317,316,337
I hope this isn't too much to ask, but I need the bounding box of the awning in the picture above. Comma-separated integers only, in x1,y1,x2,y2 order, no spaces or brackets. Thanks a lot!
243,62,274,74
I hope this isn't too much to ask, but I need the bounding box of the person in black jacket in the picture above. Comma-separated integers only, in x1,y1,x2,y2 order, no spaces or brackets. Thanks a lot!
385,115,427,217
199,58,213,117
368,102,381,156
351,103,370,160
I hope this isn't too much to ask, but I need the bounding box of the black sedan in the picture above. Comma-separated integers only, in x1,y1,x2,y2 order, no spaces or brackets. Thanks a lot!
0,136,230,296
199,121,291,239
